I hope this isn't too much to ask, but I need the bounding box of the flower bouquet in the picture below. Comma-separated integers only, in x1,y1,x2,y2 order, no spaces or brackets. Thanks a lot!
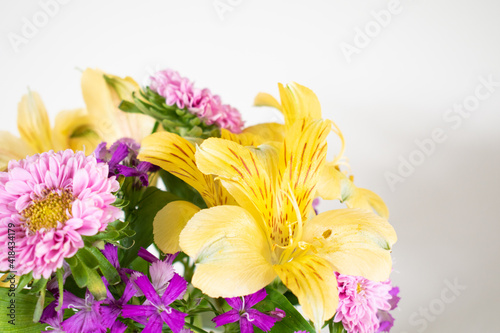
0,68,399,333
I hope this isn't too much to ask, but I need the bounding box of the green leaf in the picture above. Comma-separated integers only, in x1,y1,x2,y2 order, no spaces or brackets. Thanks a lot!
16,272,32,291
32,288,45,323
0,288,47,332
118,100,143,114
68,259,88,288
119,186,180,266
254,288,315,333
28,278,47,294
86,268,107,301
76,247,99,269
88,246,121,285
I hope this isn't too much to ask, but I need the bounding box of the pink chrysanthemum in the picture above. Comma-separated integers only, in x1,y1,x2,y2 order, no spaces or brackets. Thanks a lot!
149,69,244,133
0,150,122,279
334,273,392,333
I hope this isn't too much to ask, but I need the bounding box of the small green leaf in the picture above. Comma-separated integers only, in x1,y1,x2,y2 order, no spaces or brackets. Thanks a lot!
16,272,33,291
69,259,88,288
32,288,45,323
29,278,48,294
86,267,107,301
76,247,99,269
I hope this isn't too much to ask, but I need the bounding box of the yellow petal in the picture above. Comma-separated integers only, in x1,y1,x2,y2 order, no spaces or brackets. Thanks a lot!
278,82,322,127
274,255,337,332
279,118,332,220
242,123,285,143
303,208,397,281
81,68,154,143
17,91,53,152
52,108,101,153
138,132,232,207
180,205,275,298
195,138,277,223
0,273,19,288
253,92,283,112
316,162,354,201
0,131,34,171
153,200,200,254
103,73,140,104
345,187,390,219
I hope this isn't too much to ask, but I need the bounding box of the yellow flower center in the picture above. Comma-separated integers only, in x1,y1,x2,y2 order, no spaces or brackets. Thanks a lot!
22,189,74,232
356,282,363,294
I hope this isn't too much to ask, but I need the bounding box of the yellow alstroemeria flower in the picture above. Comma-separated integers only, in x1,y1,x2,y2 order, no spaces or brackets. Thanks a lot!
255,83,389,218
0,91,99,171
179,116,397,332
81,68,155,144
138,132,236,254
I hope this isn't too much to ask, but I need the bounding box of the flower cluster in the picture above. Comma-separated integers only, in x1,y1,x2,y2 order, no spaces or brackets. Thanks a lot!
0,68,398,333
150,69,244,133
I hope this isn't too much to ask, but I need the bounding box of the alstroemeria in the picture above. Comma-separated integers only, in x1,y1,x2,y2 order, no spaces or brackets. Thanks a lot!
0,90,98,171
254,83,389,218
122,273,188,333
0,150,122,279
212,288,285,333
176,84,397,332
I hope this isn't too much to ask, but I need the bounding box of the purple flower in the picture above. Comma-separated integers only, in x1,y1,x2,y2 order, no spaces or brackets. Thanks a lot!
110,321,128,333
212,289,285,333
377,286,400,333
122,273,188,333
101,243,136,283
61,290,106,333
95,138,157,187
40,301,64,333
100,278,137,329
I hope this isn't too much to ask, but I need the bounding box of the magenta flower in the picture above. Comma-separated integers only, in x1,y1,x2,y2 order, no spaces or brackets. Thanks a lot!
61,289,106,333
212,289,285,333
100,278,137,329
149,69,244,133
0,150,122,279
334,273,393,333
122,273,188,333
376,286,400,333
101,243,136,283
95,138,157,187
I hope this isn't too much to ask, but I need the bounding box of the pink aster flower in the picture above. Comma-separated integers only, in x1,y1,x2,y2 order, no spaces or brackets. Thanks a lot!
334,273,393,333
149,69,244,133
0,150,122,279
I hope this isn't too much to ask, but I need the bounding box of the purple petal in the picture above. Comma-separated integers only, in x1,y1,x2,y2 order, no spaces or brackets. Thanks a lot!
160,307,188,333
143,314,164,333
101,243,120,269
138,247,159,263
225,296,243,310
40,301,58,324
62,291,86,310
134,274,162,305
94,142,109,162
244,288,267,308
377,311,395,333
212,309,240,327
246,308,280,332
100,304,121,328
161,273,187,305
120,280,138,303
108,142,130,167
110,321,128,333
122,304,158,319
116,164,139,177
239,316,254,333
388,286,400,310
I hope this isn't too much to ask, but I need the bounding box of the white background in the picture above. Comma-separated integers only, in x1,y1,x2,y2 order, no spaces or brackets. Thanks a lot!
1,1,499,332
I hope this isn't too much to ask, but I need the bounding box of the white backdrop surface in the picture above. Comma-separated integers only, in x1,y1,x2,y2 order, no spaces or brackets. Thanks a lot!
1,1,499,332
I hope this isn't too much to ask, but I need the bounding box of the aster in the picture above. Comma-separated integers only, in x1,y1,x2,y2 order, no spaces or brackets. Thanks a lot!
149,69,244,133
0,149,122,279
122,273,188,333
212,288,286,333
334,273,393,333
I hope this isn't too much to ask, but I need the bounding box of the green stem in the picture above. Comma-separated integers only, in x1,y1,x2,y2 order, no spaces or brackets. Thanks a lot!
185,322,209,333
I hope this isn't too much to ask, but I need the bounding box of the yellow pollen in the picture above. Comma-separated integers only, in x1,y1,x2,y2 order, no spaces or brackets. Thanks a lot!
356,282,363,294
22,189,74,232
